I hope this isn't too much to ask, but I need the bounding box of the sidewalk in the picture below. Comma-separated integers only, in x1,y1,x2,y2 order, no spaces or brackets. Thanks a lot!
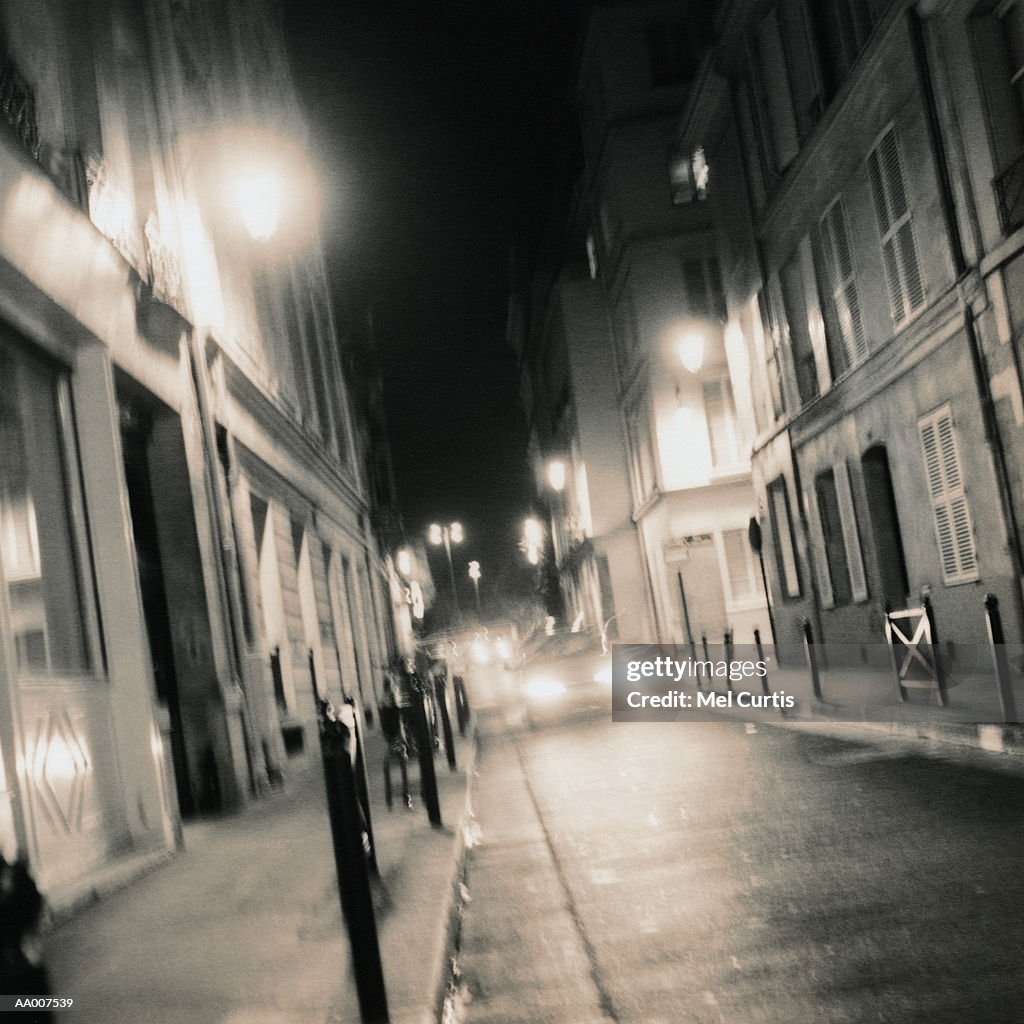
45,721,475,1024
699,643,1024,756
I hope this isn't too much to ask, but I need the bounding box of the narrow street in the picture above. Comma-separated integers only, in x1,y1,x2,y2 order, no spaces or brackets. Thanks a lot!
454,703,1024,1024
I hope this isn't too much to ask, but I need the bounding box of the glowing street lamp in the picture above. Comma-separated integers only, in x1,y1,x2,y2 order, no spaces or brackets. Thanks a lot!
547,459,566,493
677,330,706,374
429,522,463,621
234,167,282,241
468,560,482,616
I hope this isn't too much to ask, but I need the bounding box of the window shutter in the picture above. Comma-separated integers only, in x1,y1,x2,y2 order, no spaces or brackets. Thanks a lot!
833,460,868,602
868,126,925,325
819,198,867,365
918,406,978,584
804,487,835,609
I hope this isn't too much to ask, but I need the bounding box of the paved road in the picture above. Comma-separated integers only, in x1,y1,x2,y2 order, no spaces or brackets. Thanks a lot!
450,707,1024,1024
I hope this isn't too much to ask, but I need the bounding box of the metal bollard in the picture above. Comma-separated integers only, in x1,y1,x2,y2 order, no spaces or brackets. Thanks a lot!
317,702,389,1024
453,675,470,736
985,594,1018,723
802,618,822,701
923,595,947,707
724,630,734,691
754,628,770,695
434,673,457,771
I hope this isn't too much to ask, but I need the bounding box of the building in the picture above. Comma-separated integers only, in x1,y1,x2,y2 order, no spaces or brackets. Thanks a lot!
538,0,768,646
675,0,1024,650
0,0,392,907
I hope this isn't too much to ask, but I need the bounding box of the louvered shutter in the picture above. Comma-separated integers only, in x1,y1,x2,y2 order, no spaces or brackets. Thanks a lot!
804,487,835,609
918,406,978,584
868,126,925,326
833,460,868,602
819,198,867,365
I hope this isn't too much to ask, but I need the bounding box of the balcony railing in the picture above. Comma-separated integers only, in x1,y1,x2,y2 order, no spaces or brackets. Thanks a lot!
995,149,1024,235
0,58,39,161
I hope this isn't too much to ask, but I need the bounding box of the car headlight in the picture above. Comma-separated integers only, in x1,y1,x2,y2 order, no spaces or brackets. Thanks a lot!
593,664,613,684
524,677,567,700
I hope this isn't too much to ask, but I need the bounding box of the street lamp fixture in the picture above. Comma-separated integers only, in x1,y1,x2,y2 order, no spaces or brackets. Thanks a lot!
547,459,566,493
677,331,706,374
234,166,282,241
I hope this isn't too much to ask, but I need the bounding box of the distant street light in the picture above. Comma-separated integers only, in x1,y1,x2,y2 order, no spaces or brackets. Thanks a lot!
429,522,463,621
522,516,544,566
468,560,482,617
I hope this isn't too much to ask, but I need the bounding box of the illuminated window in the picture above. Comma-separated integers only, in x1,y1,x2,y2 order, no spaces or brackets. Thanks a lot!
669,147,709,204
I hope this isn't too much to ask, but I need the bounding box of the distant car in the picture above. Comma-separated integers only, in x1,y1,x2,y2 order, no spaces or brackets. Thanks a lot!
516,628,612,727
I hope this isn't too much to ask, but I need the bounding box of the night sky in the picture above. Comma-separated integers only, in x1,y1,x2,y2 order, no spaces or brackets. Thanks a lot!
283,0,582,613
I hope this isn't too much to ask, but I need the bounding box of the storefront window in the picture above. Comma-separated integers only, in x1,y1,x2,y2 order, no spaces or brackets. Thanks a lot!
0,345,94,675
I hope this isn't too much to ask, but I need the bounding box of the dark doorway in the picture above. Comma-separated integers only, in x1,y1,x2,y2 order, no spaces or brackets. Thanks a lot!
862,444,910,608
119,401,195,817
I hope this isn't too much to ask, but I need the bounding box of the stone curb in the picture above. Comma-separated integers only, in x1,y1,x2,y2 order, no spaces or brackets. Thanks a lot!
399,726,478,1024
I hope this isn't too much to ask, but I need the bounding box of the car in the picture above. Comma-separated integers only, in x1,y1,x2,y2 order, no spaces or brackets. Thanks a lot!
515,627,613,727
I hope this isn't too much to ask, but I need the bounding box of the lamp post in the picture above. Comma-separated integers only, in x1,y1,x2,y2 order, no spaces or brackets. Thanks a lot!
429,521,463,622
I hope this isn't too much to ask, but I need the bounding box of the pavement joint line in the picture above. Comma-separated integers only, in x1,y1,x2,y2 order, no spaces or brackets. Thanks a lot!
512,735,621,1024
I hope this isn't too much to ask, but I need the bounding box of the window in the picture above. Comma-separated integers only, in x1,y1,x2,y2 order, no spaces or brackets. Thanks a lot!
779,248,819,405
758,288,786,419
809,0,876,100
819,196,867,367
753,7,800,173
703,379,743,468
625,400,657,502
722,528,760,604
918,405,978,584
806,462,867,609
646,22,702,88
768,479,801,598
681,257,726,321
861,445,909,605
778,0,825,141
972,1,1024,231
868,125,925,327
0,345,96,675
